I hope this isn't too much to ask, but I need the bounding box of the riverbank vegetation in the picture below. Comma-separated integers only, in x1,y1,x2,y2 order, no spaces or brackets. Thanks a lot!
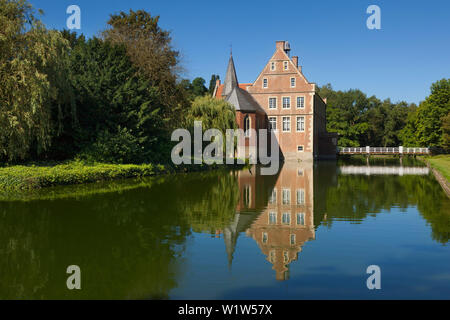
0,0,235,167
1,0,449,193
319,79,450,151
426,155,450,182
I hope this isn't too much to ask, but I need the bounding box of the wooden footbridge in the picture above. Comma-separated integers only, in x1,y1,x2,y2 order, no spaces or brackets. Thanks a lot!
338,147,430,156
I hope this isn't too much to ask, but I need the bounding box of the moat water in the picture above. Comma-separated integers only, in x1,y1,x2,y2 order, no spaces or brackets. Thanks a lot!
1,158,449,299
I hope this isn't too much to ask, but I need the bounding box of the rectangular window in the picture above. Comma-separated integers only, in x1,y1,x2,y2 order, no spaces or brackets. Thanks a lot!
269,188,277,204
282,117,291,132
284,61,289,70
269,212,277,225
290,234,296,245
284,251,289,263
297,213,305,226
270,250,276,263
282,97,291,109
271,62,276,71
297,189,305,205
263,78,268,88
282,189,291,205
262,233,268,244
291,78,296,88
269,97,277,109
297,146,304,152
282,212,291,225
269,117,277,131
296,116,305,132
297,96,305,109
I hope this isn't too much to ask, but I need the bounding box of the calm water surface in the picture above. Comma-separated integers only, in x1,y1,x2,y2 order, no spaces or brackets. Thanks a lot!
1,159,449,299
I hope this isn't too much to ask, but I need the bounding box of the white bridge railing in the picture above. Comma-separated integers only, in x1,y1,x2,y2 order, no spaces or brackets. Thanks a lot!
339,166,430,176
339,147,430,155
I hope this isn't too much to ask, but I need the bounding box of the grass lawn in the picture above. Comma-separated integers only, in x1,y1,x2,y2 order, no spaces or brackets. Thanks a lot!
0,159,243,195
426,155,450,182
0,162,167,191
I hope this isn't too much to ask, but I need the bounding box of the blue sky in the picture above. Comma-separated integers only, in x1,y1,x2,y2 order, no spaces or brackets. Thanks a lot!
31,0,449,104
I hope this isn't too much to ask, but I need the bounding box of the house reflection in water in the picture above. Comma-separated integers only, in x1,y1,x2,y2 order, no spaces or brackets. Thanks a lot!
221,162,316,281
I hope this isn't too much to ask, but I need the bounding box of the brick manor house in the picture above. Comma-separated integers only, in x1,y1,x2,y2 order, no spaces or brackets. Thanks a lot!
213,41,338,161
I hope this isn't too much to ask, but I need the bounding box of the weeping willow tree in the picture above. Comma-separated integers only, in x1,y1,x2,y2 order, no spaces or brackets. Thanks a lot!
187,96,237,133
0,0,73,162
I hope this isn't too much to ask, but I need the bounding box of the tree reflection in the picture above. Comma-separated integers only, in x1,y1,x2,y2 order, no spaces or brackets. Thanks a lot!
0,161,448,298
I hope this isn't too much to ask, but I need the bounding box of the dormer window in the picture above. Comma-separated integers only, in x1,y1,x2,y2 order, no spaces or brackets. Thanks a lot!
271,62,276,71
263,78,268,88
291,78,296,88
284,61,289,71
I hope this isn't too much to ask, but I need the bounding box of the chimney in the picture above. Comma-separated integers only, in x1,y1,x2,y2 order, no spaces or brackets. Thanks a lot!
292,56,298,68
276,41,286,51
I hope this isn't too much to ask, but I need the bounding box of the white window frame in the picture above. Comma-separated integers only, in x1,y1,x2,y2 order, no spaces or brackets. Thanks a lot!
282,117,291,132
297,212,305,226
296,116,305,132
290,77,296,88
268,97,277,109
269,188,277,204
290,234,296,245
282,188,291,205
284,61,289,71
297,145,304,152
271,61,276,71
296,96,305,109
262,232,268,244
282,97,291,109
244,115,251,137
263,78,268,89
270,250,276,263
284,251,289,263
297,189,305,205
269,116,277,131
269,212,277,225
282,212,291,225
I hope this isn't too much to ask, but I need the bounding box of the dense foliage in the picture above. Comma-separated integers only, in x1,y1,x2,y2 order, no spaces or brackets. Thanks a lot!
187,96,237,134
319,80,450,151
0,0,73,161
0,1,217,165
1,0,448,166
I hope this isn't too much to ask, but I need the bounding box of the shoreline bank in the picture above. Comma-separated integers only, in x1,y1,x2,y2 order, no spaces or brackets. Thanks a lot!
421,156,450,198
0,161,244,195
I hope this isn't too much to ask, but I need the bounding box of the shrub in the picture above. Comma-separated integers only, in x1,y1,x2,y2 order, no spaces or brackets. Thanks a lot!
79,127,144,164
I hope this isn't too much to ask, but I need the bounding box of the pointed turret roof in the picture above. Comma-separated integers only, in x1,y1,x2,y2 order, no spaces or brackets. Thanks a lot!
222,54,239,97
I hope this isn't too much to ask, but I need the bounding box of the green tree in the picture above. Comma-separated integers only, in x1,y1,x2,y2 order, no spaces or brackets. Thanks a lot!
102,9,187,130
186,96,237,134
414,79,450,147
399,105,419,147
0,0,72,161
58,35,168,163
208,74,220,95
441,113,450,151
319,84,417,148
191,77,208,97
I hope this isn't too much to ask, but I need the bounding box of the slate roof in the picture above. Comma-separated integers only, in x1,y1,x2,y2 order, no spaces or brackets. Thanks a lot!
222,55,239,97
226,86,262,113
219,54,264,113
215,83,251,97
